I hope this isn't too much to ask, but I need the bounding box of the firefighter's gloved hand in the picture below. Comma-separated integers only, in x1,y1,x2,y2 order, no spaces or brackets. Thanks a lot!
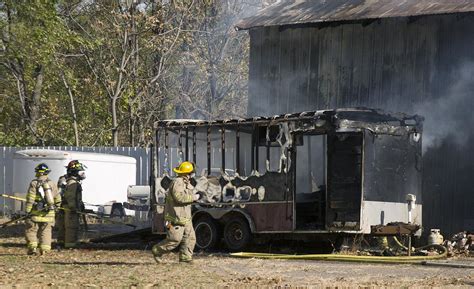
198,191,205,200
193,194,201,201
78,202,85,212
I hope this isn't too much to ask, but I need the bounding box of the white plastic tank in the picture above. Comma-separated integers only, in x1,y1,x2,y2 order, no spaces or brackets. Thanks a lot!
12,149,136,213
428,229,444,245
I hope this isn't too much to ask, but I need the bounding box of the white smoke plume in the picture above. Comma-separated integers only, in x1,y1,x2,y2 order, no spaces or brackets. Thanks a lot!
415,62,474,152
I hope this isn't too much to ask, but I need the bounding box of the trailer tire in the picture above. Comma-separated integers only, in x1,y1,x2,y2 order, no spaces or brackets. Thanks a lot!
194,216,219,251
110,203,124,218
224,217,251,251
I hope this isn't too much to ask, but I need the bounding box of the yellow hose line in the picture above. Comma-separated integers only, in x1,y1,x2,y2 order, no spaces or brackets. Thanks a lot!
392,236,409,250
231,245,447,264
0,194,26,202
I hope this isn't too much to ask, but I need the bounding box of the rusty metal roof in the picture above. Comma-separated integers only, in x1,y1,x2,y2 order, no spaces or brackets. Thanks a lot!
235,0,474,30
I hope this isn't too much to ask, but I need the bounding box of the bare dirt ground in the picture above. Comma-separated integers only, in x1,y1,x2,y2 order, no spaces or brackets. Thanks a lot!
1,219,473,288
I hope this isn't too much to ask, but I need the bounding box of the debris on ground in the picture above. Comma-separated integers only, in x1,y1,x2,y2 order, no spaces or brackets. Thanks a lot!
444,231,473,257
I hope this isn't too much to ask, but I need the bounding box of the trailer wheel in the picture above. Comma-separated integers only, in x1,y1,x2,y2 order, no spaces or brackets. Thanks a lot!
110,203,124,218
223,217,251,251
194,216,219,250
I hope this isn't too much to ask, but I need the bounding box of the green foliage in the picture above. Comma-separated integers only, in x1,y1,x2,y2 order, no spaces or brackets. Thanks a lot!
0,0,88,145
0,0,264,146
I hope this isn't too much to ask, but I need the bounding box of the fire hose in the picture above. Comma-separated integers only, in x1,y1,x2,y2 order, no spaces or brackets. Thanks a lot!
0,193,136,228
0,199,63,229
230,244,448,264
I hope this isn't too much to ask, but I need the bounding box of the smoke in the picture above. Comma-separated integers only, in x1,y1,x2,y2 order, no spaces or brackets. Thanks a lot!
238,0,277,18
415,62,474,152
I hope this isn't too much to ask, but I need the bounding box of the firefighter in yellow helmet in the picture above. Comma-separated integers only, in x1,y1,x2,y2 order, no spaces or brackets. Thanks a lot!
25,163,61,255
151,161,201,263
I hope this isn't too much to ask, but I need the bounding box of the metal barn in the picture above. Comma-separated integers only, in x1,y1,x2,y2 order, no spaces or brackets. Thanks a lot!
236,0,474,236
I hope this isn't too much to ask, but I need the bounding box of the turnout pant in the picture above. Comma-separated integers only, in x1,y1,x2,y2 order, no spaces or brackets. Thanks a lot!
25,219,52,252
64,210,80,248
55,210,65,245
155,222,196,261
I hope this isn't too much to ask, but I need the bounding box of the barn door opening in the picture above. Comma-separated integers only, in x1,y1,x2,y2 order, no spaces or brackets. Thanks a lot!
326,132,363,230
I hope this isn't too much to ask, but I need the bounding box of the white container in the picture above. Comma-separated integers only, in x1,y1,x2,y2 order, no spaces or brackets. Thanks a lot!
428,229,444,245
12,149,136,213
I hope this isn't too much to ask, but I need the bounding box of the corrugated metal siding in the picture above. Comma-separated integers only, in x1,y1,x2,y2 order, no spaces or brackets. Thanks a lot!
247,13,474,236
236,0,474,30
0,146,150,215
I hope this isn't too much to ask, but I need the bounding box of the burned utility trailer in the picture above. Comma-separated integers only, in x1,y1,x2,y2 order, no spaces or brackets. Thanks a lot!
150,109,423,251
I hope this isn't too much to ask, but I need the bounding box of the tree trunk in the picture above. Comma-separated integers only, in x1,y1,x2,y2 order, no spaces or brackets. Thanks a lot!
111,96,118,146
60,71,80,146
15,64,45,145
111,29,129,147
129,103,134,146
130,2,138,147
29,65,44,139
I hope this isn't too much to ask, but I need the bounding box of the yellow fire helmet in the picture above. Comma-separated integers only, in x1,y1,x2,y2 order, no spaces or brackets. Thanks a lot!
173,161,195,174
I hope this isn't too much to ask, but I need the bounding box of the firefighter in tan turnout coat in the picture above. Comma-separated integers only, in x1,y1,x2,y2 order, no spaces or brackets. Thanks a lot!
56,160,86,249
152,161,201,263
25,163,61,255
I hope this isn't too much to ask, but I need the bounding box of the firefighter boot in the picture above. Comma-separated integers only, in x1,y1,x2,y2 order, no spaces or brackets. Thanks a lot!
27,247,37,256
179,255,193,263
151,245,164,263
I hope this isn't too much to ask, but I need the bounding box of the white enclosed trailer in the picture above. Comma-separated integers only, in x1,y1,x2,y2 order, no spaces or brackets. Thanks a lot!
11,149,136,214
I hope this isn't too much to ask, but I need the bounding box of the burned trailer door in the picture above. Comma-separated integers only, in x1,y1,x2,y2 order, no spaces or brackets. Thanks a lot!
151,128,168,234
326,132,363,231
361,131,422,233
294,132,327,230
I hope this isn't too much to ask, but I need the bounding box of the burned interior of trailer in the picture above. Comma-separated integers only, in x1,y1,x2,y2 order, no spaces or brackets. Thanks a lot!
151,109,423,236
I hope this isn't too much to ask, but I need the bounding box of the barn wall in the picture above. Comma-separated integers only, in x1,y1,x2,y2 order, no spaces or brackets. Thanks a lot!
247,13,474,235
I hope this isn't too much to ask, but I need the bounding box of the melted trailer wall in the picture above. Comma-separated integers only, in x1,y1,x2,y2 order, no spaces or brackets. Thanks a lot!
363,132,422,204
247,13,474,235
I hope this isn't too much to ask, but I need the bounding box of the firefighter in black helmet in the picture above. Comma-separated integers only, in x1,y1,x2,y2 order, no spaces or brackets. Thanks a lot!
56,160,86,249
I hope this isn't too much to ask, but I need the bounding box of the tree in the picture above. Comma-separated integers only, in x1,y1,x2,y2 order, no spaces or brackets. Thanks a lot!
172,0,264,120
0,0,272,147
0,0,83,145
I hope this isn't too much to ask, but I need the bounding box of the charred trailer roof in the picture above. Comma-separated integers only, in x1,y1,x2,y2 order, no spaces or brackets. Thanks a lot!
154,108,423,133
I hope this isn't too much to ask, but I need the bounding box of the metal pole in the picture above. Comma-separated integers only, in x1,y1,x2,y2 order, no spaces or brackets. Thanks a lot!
185,128,189,161
164,130,169,175
178,129,183,163
153,129,159,181
207,126,211,176
236,125,240,175
405,194,416,257
221,126,225,173
408,236,412,256
266,126,271,172
255,125,260,172
192,128,196,164
251,125,255,171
